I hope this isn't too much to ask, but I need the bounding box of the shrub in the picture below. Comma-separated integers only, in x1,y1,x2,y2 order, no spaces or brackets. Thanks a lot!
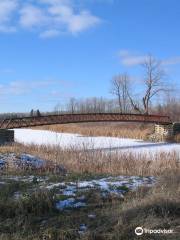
0,187,55,218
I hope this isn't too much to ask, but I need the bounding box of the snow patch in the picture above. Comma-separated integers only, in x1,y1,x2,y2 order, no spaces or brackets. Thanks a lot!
0,159,6,170
48,175,156,210
56,198,86,210
78,224,87,234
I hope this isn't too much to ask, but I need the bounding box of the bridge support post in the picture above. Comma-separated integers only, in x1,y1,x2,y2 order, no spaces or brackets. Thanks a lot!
0,130,14,145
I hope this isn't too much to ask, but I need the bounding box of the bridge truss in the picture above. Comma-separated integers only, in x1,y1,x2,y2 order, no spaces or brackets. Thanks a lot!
0,113,172,130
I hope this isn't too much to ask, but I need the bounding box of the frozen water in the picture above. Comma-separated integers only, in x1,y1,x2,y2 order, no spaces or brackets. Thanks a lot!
14,129,180,157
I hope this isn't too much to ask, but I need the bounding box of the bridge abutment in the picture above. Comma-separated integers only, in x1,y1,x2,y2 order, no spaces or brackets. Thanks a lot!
173,122,180,135
149,123,180,142
155,124,174,137
0,130,14,145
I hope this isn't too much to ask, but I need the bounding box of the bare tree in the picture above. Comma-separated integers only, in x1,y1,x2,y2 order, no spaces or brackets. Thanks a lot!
110,73,130,113
141,55,167,114
68,97,77,114
124,55,168,115
127,92,142,114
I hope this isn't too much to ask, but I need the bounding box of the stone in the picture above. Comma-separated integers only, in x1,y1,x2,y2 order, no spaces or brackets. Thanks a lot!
0,130,14,145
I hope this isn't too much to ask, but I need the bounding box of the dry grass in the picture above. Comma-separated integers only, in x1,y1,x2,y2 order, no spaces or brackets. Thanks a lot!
1,143,179,177
34,122,153,140
88,171,180,240
0,142,179,240
0,171,179,240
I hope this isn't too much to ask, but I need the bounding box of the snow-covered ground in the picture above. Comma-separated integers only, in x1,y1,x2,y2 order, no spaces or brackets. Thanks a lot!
53,175,155,210
0,174,156,210
14,129,180,156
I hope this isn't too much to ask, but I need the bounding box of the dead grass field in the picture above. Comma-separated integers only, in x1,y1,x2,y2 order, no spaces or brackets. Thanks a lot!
34,122,153,139
0,142,179,240
0,124,179,240
91,172,180,240
1,143,179,176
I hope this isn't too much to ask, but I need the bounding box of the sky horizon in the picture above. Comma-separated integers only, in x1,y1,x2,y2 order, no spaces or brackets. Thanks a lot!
0,0,180,113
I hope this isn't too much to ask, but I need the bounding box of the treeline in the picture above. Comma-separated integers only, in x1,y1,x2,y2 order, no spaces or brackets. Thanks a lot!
0,96,179,122
54,98,122,114
153,98,180,122
53,54,180,121
0,109,41,120
54,96,180,122
0,55,179,122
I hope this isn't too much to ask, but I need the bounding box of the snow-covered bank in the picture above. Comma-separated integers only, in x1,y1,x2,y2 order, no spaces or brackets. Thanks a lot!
0,153,66,173
14,129,180,156
0,153,45,170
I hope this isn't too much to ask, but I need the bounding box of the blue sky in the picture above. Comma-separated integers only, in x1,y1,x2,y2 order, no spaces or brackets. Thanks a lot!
0,0,180,113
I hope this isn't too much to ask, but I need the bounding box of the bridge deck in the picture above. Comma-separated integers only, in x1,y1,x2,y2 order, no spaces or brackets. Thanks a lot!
0,113,172,129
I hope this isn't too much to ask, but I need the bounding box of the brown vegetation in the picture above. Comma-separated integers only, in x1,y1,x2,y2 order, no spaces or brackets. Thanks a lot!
34,122,153,140
0,163,179,239
1,143,179,177
87,172,180,240
0,141,179,240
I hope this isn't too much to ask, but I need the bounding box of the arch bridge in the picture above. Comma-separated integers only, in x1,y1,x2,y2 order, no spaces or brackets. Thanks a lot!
0,113,171,129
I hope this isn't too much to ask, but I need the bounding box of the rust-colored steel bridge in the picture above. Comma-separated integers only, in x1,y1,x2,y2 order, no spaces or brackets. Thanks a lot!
0,113,172,129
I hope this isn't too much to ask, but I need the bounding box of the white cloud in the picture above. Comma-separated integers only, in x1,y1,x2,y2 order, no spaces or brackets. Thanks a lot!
162,57,180,66
40,29,60,38
0,80,54,96
47,1,101,34
0,81,27,95
119,50,180,67
19,4,48,29
0,0,18,32
0,0,101,37
118,50,147,66
67,10,101,34
0,0,17,22
0,25,16,32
